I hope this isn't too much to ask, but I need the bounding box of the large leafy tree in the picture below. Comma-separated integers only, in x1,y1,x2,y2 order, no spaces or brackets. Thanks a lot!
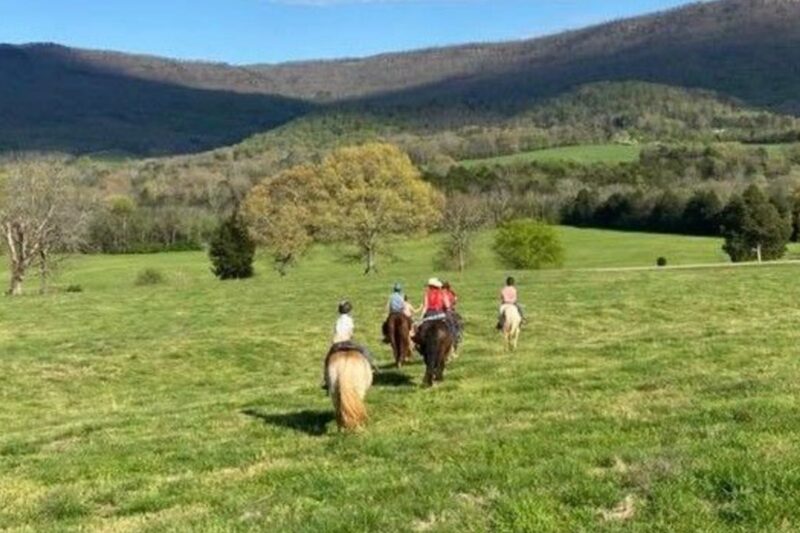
720,185,791,262
245,143,443,274
243,165,321,275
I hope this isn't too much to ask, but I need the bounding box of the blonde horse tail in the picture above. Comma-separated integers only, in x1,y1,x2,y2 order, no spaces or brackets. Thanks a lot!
502,305,522,351
330,352,370,430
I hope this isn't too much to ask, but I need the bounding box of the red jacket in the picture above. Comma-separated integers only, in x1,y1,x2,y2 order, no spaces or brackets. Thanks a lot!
424,287,446,312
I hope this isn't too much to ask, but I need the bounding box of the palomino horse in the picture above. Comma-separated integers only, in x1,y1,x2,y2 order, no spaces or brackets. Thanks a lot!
386,312,413,367
499,304,522,351
326,350,373,430
414,319,454,387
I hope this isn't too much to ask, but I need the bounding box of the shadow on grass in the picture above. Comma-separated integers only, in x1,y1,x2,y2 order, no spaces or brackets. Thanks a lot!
241,408,333,436
373,370,415,387
379,358,423,370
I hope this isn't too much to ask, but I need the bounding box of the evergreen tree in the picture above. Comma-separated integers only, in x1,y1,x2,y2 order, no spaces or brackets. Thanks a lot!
720,185,791,262
648,190,684,233
209,212,256,279
683,189,722,236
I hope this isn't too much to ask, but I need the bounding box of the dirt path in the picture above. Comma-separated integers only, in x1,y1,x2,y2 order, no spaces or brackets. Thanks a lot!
574,259,800,273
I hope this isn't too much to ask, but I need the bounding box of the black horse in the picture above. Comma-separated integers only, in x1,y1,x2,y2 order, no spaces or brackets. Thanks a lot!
413,319,454,387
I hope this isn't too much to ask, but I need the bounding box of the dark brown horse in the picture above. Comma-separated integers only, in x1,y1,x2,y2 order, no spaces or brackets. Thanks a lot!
414,319,454,387
386,312,413,367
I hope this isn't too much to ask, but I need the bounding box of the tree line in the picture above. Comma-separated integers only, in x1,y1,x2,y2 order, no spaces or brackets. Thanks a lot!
3,140,800,294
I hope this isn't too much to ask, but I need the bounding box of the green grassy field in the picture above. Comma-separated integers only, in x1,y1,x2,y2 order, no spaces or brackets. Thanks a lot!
459,142,793,168
2,228,800,531
460,144,643,167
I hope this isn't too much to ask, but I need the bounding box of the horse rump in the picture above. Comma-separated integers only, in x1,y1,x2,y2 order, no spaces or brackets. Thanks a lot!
499,304,522,351
326,350,373,430
386,312,412,367
416,320,453,387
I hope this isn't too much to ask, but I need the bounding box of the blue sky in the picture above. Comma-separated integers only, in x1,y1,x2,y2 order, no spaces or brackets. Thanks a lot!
1,0,698,64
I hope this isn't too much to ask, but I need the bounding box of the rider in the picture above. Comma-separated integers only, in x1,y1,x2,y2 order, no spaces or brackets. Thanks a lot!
382,283,407,343
442,281,462,351
414,278,449,347
322,300,378,390
497,276,525,330
442,281,458,310
420,278,447,319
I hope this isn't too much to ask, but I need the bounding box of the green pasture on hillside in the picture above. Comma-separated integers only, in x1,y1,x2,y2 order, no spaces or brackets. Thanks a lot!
1,228,800,531
461,144,643,167
460,142,794,168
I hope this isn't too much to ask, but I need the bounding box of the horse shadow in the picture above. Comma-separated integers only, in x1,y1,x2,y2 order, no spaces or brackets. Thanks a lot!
373,370,414,387
241,408,333,436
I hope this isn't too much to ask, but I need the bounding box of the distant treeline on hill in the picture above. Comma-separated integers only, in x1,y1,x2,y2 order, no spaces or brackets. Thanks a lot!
6,139,800,256
425,142,800,240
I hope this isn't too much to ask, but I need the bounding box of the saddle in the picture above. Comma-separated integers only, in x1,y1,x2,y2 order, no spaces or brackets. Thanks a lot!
327,341,361,357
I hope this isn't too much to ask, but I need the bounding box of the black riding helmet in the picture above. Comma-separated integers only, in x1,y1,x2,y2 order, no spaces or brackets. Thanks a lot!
338,300,353,314
506,276,515,286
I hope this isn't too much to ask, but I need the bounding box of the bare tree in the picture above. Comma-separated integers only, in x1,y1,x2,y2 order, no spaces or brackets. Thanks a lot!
437,193,489,272
0,159,90,295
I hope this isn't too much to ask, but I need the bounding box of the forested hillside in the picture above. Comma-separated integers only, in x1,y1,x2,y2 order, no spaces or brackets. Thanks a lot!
4,0,800,154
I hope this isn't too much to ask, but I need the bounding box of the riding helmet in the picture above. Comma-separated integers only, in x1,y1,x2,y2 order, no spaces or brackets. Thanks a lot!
338,300,353,314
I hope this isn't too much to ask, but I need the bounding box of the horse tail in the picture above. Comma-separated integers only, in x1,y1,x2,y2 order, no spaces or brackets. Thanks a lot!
501,305,522,350
329,351,370,430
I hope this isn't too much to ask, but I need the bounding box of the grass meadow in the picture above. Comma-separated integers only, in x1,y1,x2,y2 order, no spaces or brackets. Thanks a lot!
459,143,792,168
1,227,800,531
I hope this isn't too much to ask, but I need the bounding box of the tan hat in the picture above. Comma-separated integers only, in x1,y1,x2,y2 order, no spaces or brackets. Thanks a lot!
427,278,443,288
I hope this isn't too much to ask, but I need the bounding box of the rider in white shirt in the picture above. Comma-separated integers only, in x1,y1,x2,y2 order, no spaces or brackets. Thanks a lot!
322,300,377,390
333,312,355,343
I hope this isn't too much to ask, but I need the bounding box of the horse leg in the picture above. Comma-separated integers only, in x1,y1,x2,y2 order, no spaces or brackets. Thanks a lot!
400,320,410,366
434,345,447,382
435,356,445,382
392,332,402,369
422,352,435,387
387,319,401,368
423,366,434,387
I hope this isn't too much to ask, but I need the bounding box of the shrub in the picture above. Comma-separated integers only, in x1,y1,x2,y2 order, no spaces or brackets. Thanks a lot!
65,284,83,293
135,268,165,286
657,257,668,267
493,219,565,270
209,212,256,280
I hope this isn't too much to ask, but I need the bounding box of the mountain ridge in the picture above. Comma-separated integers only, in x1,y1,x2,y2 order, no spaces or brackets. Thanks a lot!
3,0,800,154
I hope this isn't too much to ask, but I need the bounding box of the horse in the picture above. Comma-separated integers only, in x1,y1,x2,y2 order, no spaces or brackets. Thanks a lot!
499,304,522,352
326,350,373,430
386,312,413,367
414,319,454,387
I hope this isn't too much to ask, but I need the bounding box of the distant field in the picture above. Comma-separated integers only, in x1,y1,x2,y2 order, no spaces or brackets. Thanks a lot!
2,228,800,530
460,142,795,168
461,144,643,167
